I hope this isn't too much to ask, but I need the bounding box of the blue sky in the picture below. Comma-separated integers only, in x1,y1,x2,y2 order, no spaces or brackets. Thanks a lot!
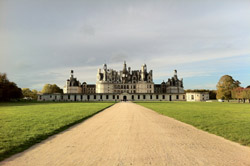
0,0,250,90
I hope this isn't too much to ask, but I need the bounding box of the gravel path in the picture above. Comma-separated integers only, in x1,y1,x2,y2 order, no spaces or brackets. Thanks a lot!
1,102,250,166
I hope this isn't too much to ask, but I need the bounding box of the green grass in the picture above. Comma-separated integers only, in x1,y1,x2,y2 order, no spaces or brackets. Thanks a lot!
0,102,113,161
136,102,250,146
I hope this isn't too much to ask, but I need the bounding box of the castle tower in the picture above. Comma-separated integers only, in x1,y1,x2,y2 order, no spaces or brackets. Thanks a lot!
103,64,107,70
103,64,107,81
97,68,101,81
70,70,74,78
174,70,178,79
141,64,146,81
123,61,127,73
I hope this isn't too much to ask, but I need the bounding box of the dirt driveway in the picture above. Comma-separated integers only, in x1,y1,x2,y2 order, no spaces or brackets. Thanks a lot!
1,102,250,166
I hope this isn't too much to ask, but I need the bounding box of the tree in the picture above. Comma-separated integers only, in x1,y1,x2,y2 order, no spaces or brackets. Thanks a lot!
232,87,250,103
31,89,38,100
216,75,240,101
0,73,23,101
22,88,33,98
231,87,244,102
243,88,250,103
41,84,63,94
0,73,8,83
209,90,217,99
22,88,38,100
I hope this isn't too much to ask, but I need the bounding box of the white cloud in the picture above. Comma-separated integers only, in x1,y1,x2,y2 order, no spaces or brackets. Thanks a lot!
1,0,250,89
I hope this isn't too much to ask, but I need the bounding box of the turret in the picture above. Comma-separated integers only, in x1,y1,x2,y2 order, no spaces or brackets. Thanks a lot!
123,61,127,73
180,78,183,87
97,69,101,81
70,70,74,78
144,64,147,72
141,64,147,81
174,70,177,76
141,64,147,72
103,64,107,71
174,70,178,79
128,67,131,74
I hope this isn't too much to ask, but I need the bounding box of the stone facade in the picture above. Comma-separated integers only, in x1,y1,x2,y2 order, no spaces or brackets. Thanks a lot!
154,70,184,94
40,62,186,101
96,62,154,93
63,70,95,94
38,93,186,102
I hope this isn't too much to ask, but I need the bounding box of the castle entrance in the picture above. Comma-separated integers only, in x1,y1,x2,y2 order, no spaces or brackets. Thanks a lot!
123,96,127,101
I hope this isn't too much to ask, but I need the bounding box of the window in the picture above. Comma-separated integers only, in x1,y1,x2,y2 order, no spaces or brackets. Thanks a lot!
68,95,70,100
117,95,119,99
150,95,153,99
138,95,140,99
162,95,165,99
183,95,185,100
156,95,159,99
113,95,115,99
143,95,146,99
191,95,194,100
40,95,42,100
87,95,90,100
132,95,134,100
94,95,96,99
100,95,102,100
81,95,83,100
106,95,109,99
50,95,52,98
176,95,179,100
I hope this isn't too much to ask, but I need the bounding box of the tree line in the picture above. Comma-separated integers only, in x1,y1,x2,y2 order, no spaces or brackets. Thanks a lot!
231,87,250,103
0,73,63,102
0,73,23,101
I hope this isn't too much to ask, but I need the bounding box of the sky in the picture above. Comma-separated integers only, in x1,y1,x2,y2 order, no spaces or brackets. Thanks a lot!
0,0,250,90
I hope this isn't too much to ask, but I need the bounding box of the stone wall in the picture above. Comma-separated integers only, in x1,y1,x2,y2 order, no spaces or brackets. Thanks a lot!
38,93,186,102
186,92,209,101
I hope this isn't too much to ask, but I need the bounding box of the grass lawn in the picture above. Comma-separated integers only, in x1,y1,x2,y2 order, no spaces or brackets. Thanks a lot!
0,102,113,161
136,102,250,146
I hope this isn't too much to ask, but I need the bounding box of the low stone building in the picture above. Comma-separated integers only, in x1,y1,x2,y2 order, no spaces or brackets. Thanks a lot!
38,93,186,102
186,91,209,101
